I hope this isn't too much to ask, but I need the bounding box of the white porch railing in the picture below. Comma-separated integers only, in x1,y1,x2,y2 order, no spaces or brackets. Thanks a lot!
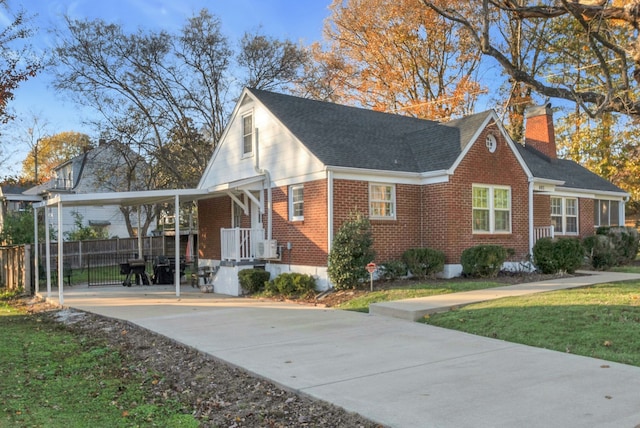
221,228,265,262
534,225,555,243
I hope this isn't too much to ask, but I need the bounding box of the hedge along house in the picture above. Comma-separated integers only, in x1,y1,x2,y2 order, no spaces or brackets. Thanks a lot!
196,88,628,294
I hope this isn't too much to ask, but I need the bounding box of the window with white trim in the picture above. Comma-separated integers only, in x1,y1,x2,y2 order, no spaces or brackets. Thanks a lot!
369,183,395,219
551,197,578,234
289,184,304,221
594,199,620,227
242,113,253,155
472,185,511,233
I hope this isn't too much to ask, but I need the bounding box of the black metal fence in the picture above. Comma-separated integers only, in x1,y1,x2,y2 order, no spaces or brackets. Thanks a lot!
39,235,195,287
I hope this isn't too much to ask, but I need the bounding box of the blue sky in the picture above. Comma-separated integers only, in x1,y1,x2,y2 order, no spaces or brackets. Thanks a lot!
1,0,333,175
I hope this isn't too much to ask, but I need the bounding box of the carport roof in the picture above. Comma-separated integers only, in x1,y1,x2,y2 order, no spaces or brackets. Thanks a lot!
35,188,212,208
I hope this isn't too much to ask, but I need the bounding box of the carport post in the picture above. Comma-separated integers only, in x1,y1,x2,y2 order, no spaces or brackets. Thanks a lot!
175,194,180,297
33,206,39,295
57,201,64,305
45,206,52,298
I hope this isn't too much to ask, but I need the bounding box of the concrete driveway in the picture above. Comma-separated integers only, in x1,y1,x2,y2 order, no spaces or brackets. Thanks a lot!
43,278,640,428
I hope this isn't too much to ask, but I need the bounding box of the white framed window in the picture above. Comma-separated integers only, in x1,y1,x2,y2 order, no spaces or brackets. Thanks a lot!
594,199,620,227
289,184,304,221
472,185,511,233
369,183,395,219
551,197,578,234
242,113,253,156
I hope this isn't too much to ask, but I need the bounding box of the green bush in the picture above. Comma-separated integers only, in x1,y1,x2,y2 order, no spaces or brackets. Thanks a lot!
583,235,616,270
605,226,639,265
378,260,408,281
238,268,271,294
328,213,375,290
401,248,445,280
461,245,507,278
533,237,584,274
553,238,584,274
265,272,316,298
532,237,556,274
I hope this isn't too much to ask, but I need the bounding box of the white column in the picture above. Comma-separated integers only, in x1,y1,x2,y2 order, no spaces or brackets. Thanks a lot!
45,206,51,298
174,195,180,297
57,201,64,306
33,206,39,295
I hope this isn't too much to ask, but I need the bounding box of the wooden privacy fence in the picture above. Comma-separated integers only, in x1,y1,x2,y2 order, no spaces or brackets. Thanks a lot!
0,244,32,293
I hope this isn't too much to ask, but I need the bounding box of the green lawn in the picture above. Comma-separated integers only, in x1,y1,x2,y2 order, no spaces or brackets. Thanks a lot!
422,281,640,367
336,280,506,312
0,300,198,428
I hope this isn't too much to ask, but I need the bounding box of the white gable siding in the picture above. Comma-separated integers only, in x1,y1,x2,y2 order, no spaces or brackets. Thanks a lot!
47,205,132,239
199,94,325,190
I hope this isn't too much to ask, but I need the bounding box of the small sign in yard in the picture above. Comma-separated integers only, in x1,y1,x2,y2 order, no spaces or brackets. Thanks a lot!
366,263,376,291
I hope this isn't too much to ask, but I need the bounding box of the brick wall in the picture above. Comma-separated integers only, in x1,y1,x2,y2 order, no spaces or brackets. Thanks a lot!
433,126,531,263
198,197,231,260
270,179,328,266
579,198,595,238
332,180,423,263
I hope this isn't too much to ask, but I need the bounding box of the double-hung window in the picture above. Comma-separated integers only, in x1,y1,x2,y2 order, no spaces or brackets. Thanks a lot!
369,183,395,219
472,185,511,233
551,197,578,234
242,113,253,156
289,184,304,221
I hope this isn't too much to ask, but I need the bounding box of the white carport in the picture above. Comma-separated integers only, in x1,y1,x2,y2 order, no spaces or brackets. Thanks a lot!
33,188,211,304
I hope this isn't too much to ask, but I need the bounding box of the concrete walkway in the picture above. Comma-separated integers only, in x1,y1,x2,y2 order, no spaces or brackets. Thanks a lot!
370,270,640,321
41,271,640,428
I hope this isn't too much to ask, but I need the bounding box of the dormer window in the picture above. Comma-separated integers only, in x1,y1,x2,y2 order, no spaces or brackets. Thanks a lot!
242,113,253,156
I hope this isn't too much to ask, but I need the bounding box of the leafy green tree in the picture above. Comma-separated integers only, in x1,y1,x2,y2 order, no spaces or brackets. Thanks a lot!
64,211,108,241
0,206,51,245
328,212,375,290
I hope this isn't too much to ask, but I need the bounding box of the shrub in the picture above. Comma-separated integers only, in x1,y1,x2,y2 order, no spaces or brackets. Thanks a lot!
265,272,316,298
401,248,445,280
238,268,271,294
378,260,408,281
328,213,375,290
533,238,584,274
460,245,507,278
532,237,556,274
553,238,584,274
605,226,639,265
583,235,617,270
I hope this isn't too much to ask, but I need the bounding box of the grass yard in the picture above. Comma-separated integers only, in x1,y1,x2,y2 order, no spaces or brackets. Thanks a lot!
422,281,640,367
0,298,198,428
335,280,507,312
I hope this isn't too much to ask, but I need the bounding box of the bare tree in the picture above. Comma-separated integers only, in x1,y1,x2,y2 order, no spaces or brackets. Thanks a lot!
420,0,640,119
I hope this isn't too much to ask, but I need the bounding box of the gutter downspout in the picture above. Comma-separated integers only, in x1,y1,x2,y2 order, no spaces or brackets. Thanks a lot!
528,179,534,257
254,128,272,240
327,169,334,254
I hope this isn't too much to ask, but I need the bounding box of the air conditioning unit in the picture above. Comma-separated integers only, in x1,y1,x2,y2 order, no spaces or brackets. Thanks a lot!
256,239,278,259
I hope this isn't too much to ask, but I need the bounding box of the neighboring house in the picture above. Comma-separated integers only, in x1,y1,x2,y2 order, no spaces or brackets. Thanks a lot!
196,88,628,294
24,139,154,238
0,183,41,238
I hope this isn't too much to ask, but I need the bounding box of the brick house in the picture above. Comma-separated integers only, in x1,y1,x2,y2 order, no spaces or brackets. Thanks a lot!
196,88,628,294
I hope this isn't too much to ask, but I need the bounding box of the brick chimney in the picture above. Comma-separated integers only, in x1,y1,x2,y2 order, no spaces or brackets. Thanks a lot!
524,103,556,159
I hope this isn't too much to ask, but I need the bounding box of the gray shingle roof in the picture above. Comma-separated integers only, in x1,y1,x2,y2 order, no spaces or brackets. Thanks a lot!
249,88,491,173
248,88,625,195
515,144,624,193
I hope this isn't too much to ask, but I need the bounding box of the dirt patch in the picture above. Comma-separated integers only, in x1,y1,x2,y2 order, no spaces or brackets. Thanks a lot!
8,297,381,427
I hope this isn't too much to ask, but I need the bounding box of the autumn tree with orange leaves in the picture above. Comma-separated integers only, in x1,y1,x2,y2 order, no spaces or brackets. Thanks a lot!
300,0,483,121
